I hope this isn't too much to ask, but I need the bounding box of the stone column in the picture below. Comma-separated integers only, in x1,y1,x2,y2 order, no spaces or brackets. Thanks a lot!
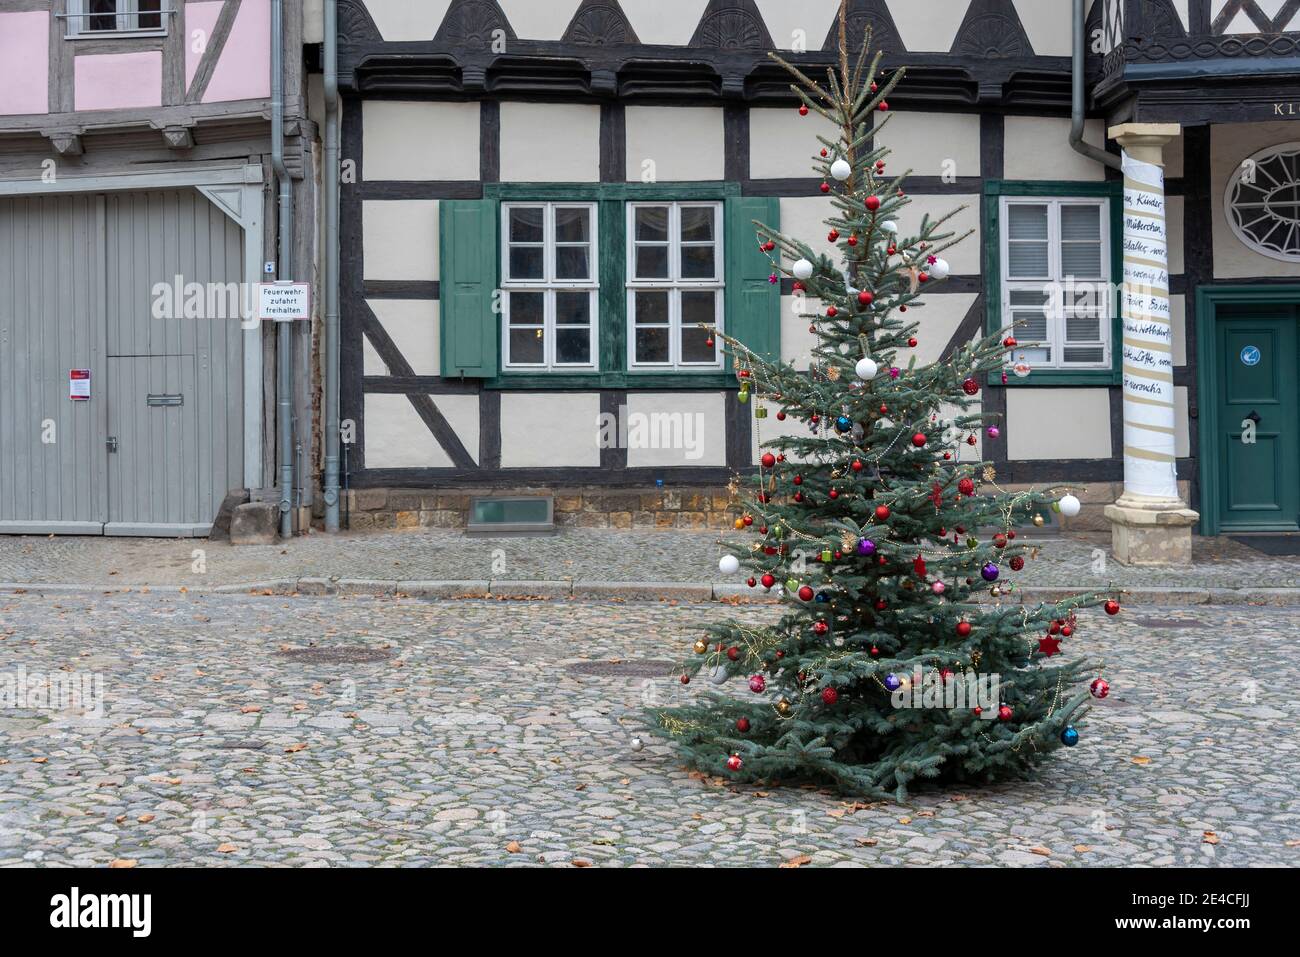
1104,123,1199,566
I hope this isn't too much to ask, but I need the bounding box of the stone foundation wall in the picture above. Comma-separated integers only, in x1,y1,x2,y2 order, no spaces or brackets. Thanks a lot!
343,487,739,531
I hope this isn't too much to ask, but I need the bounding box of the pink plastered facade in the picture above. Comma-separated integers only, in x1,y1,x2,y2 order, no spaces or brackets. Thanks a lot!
0,11,50,116
201,0,271,103
74,52,164,112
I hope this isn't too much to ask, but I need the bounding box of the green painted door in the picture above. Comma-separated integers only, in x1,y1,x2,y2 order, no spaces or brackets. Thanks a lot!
1215,305,1299,530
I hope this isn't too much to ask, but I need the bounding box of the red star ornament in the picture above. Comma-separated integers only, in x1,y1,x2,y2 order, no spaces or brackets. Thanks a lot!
1037,634,1062,657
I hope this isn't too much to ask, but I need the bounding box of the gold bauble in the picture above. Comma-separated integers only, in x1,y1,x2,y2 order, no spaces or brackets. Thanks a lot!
776,698,792,716
1033,514,1045,527
693,639,708,655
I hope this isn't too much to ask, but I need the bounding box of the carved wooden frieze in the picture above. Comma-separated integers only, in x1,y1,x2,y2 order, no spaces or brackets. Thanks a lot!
562,0,640,46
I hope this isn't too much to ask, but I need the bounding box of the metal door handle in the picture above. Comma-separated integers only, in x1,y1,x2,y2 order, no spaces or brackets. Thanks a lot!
1246,410,1262,424
106,436,118,453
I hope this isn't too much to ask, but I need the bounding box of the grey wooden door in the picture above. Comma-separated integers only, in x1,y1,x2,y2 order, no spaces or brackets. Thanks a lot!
0,194,108,534
0,189,244,537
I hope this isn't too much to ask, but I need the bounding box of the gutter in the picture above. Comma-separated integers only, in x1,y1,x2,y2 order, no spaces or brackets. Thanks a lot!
1070,0,1122,171
271,0,296,537
323,0,342,532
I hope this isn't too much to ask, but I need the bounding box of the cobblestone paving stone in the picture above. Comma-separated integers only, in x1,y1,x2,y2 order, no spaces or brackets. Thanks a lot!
0,528,1296,592
1,593,1296,867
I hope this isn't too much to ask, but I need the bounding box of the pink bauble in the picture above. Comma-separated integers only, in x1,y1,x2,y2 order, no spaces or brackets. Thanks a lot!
932,581,946,594
748,674,767,694
987,426,1000,439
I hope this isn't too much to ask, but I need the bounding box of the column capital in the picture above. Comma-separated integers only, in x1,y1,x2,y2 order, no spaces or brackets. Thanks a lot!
1107,122,1182,167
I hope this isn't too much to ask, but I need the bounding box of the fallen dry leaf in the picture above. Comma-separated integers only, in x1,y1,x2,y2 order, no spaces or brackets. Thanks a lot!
1074,844,1094,853
115,815,127,824
854,838,878,847
505,841,522,854
108,859,138,869
137,814,155,824
284,743,308,753
32,757,47,764
216,843,238,854
779,854,813,868
1031,846,1052,857
897,816,911,825
572,859,592,868
240,706,261,714
1285,839,1300,848
1203,831,1220,845
1132,756,1152,765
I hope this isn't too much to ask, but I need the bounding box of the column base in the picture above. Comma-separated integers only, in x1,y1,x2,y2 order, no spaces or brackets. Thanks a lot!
1104,494,1199,567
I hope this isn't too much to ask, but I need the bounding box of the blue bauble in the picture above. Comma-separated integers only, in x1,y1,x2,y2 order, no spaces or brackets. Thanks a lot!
815,591,830,603
835,415,852,433
1060,726,1079,747
883,673,901,692
981,562,999,582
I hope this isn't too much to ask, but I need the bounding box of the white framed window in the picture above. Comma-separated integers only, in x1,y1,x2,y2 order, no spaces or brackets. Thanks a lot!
999,196,1111,371
65,0,169,37
1224,142,1300,263
501,203,598,371
626,202,724,371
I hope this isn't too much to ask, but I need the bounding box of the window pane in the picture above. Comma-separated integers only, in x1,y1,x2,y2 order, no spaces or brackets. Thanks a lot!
138,0,162,29
89,0,118,30
508,292,544,326
635,245,670,279
681,245,716,280
555,207,591,243
633,291,669,325
1061,243,1102,278
555,245,590,281
680,207,715,242
680,326,716,363
635,207,669,242
555,328,592,365
681,290,716,328
635,327,670,364
555,291,591,326
508,246,544,281
509,329,545,364
1063,346,1105,364
1014,346,1052,364
1060,205,1100,241
509,207,545,243
1009,289,1049,341
1007,204,1048,240
1007,242,1049,278
1064,313,1102,342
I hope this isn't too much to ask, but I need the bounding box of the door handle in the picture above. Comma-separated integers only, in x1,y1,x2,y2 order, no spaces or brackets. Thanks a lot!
106,436,118,453
1246,410,1262,424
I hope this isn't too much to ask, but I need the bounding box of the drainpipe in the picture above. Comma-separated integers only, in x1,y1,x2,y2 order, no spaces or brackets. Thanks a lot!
323,0,342,532
271,0,296,538
1070,0,1122,172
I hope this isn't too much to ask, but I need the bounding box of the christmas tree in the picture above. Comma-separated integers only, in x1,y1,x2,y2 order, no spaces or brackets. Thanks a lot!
650,7,1120,801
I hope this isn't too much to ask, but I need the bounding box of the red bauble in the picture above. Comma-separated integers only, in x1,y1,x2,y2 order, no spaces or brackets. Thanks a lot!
793,491,804,503
820,148,828,158
1009,556,1025,571
918,272,929,283
776,411,786,421
956,621,972,638
874,599,887,611
828,229,839,242
793,474,803,485
874,505,891,521
748,674,766,693
761,573,776,589
761,452,776,469
858,290,874,306
727,646,740,661
993,533,1007,548
878,101,889,111
865,195,881,212
962,377,980,396
798,104,809,116
1003,336,1017,348
1104,600,1120,616
820,182,831,194
762,241,776,252
812,620,829,636
851,459,863,472
911,432,927,448
743,515,753,526
1060,624,1073,638
828,488,839,500
747,577,757,588
958,477,975,496
680,674,690,685
908,337,918,348
826,305,838,318
997,704,1013,722
847,234,858,247
726,753,743,771
821,687,839,705
1090,678,1111,699
797,585,815,602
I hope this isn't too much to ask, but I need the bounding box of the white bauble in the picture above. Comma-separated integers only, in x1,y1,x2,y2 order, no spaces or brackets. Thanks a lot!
709,665,730,686
855,357,878,381
1058,494,1082,518
830,158,851,181
792,258,814,281
880,220,898,234
630,736,645,752
718,554,740,575
928,257,950,279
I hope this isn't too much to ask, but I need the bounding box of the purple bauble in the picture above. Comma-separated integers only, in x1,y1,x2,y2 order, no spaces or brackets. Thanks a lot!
981,562,1000,582
987,426,1001,439
883,673,901,692
857,538,877,557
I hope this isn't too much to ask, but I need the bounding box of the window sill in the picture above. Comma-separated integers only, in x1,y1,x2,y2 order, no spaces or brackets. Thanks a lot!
986,369,1121,387
486,371,742,390
65,30,169,40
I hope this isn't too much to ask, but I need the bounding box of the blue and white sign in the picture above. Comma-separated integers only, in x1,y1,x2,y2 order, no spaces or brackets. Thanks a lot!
1240,345,1261,367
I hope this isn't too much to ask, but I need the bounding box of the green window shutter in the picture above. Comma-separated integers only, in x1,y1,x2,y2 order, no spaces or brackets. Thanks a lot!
725,196,781,365
439,199,498,378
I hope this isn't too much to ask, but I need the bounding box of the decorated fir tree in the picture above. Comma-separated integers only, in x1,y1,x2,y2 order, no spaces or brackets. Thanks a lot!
649,10,1120,801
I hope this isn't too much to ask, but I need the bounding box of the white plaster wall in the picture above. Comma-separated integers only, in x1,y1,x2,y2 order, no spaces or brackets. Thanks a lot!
905,294,978,367
1004,117,1107,182
620,0,709,45
1005,388,1111,460
886,0,966,52
1211,122,1300,279
778,196,839,266
754,0,842,51
1171,294,1187,367
498,0,583,39
361,0,450,40
624,392,726,467
779,293,822,370
363,338,385,376
749,107,839,180
897,195,982,275
364,393,479,467
363,101,480,181
500,102,600,182
874,110,982,180
500,393,602,467
1011,0,1071,56
369,299,440,376
625,107,724,181
1163,131,1185,179
1166,194,1185,276
363,201,439,281
1174,385,1190,458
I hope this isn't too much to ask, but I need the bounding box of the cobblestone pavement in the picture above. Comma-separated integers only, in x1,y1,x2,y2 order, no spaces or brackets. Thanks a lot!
0,527,1296,593
1,593,1296,867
